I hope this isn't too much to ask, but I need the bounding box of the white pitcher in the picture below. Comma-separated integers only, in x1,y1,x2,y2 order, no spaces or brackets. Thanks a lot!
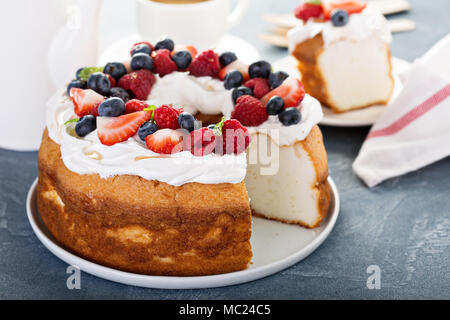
0,0,102,151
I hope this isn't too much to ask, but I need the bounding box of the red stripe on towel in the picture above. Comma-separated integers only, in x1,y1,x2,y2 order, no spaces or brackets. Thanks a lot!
367,84,450,139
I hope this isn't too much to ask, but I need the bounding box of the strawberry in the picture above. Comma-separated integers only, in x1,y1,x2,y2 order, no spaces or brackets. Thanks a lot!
244,78,270,99
106,74,116,87
70,88,104,117
130,41,154,56
152,49,178,77
145,128,185,154
186,127,216,156
261,77,305,108
216,119,251,155
97,111,152,146
125,99,148,114
154,105,181,129
188,50,221,77
118,69,156,100
322,0,367,20
218,59,249,81
231,95,268,127
172,45,198,59
294,2,323,23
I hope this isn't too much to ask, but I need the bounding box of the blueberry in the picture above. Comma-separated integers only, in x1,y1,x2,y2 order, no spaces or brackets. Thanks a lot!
232,86,253,103
224,70,244,90
75,115,96,137
130,53,154,71
75,67,85,80
109,87,130,102
268,71,289,90
131,43,152,56
87,72,111,96
249,60,272,79
207,124,216,130
172,50,192,70
98,97,125,117
331,9,349,27
178,112,196,132
103,62,127,81
138,121,158,141
266,96,285,115
278,107,302,126
219,51,237,67
67,80,86,96
155,38,175,51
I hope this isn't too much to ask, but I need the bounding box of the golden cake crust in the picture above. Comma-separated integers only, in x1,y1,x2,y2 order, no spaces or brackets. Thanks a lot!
37,130,252,276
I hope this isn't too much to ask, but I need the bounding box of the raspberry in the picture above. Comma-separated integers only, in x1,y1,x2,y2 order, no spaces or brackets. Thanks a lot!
130,41,154,56
294,3,323,23
153,49,178,77
118,69,156,100
125,99,148,114
186,127,216,156
188,50,220,77
106,74,116,87
154,105,180,129
231,95,268,127
244,78,270,99
216,119,251,155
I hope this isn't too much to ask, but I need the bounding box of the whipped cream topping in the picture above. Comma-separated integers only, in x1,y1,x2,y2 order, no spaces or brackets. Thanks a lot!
46,89,246,186
247,94,323,146
287,5,392,52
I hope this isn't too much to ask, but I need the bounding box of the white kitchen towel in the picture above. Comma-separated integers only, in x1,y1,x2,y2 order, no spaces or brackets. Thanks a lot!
353,34,450,187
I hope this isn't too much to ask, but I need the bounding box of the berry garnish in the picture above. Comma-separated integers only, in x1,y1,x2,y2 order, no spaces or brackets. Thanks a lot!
188,50,221,77
224,70,244,90
231,86,253,104
153,49,178,77
138,121,158,141
77,66,103,82
172,45,198,59
231,95,268,127
216,119,251,155
131,43,152,56
186,127,216,156
106,74,116,87
130,41,154,56
218,59,249,81
118,69,156,100
294,1,323,23
219,51,237,67
145,128,185,154
87,72,111,96
70,88,105,117
75,115,96,137
278,107,302,126
67,80,86,96
244,78,270,99
171,50,192,70
268,71,289,90
97,111,152,146
261,76,305,108
109,87,130,102
130,53,154,71
178,112,196,132
266,96,285,115
103,62,127,81
125,99,148,114
331,9,349,26
98,97,126,117
322,0,367,20
155,38,175,52
248,60,272,79
154,105,181,129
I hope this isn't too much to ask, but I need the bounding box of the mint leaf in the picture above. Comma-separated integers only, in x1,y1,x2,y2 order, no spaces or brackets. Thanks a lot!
143,105,157,122
78,66,104,82
213,117,226,136
306,0,321,4
64,118,79,125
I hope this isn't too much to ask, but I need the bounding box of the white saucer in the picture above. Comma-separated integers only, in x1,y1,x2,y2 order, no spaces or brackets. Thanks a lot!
99,33,261,66
273,56,412,127
26,177,339,289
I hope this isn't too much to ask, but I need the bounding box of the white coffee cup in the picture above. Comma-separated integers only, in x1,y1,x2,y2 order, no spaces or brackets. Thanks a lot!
136,0,250,50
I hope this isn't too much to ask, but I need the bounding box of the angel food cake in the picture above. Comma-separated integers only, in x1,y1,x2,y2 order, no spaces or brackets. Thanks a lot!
288,0,394,112
38,38,330,276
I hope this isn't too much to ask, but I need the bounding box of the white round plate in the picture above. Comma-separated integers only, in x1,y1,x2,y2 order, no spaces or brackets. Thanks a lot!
273,56,412,127
27,177,339,289
99,33,260,66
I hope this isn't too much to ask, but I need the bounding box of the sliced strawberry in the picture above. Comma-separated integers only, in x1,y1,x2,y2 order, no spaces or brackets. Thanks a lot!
172,44,198,58
97,111,151,146
145,128,185,154
322,0,367,20
261,77,305,108
70,88,105,117
218,59,249,81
